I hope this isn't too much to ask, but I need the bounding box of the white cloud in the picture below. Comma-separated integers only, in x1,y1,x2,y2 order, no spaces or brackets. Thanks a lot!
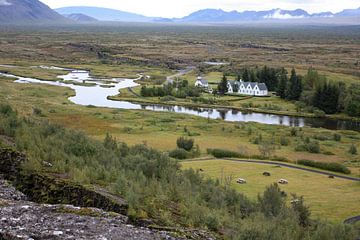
40,0,360,18
0,0,11,6
264,9,305,19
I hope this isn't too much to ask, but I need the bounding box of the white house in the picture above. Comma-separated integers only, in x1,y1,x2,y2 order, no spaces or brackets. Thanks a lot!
227,80,268,96
195,76,209,88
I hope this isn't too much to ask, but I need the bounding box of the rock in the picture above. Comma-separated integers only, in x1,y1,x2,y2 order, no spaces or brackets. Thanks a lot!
0,178,26,201
0,199,168,239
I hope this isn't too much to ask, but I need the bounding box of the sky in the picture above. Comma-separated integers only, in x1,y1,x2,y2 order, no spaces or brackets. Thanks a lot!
41,0,360,18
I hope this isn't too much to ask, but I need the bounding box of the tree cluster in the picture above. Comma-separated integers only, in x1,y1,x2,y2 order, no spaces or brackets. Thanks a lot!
140,80,200,98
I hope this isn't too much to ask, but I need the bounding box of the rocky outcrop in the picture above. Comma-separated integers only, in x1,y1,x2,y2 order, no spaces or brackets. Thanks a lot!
0,148,128,215
0,148,216,240
0,178,172,240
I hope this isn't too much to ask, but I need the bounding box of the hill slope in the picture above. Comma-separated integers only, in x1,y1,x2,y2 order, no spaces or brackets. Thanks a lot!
63,13,98,22
56,6,152,22
0,0,66,23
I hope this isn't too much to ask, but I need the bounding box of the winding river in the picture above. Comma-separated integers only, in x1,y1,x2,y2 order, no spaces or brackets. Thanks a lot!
1,67,359,131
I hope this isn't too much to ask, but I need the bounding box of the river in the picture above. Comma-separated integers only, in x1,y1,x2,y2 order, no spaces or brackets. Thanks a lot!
1,67,359,131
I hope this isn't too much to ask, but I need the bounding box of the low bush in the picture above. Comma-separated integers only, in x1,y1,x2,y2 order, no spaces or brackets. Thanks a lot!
176,137,194,151
207,148,243,158
169,148,189,160
297,159,351,174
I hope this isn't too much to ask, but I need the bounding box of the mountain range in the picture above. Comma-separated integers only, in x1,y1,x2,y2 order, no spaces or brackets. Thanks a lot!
0,0,359,24
56,6,360,23
0,0,65,23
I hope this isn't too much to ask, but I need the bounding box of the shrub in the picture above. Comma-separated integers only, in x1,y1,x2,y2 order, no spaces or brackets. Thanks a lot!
307,141,320,153
349,144,357,155
297,159,351,174
290,128,298,137
333,133,342,142
160,96,176,102
280,136,290,146
176,137,194,151
207,148,243,158
169,148,189,160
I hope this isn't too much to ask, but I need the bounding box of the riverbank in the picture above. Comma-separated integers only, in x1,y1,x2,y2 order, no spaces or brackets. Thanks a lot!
107,94,360,124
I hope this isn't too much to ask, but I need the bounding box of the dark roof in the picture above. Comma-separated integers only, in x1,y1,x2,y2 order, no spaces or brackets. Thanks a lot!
258,83,268,91
238,81,268,91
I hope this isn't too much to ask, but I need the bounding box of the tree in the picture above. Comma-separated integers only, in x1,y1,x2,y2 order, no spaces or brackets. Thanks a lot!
242,68,250,82
176,137,194,151
258,183,285,217
286,68,302,101
249,69,257,82
313,82,340,114
291,194,311,227
277,68,288,99
218,74,228,95
345,84,360,117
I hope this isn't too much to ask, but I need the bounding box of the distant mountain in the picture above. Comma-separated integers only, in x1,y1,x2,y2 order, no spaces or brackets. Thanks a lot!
55,6,153,22
0,0,66,23
170,7,359,23
63,13,98,22
336,7,360,17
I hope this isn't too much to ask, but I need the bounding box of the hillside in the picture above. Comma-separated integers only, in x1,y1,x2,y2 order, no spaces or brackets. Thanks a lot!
0,0,66,23
63,13,98,22
56,6,153,22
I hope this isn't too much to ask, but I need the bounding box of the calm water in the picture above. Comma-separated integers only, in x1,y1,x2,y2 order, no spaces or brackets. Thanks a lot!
1,67,359,131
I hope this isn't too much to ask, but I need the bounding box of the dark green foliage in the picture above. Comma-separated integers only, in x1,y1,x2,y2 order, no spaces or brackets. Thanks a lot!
277,68,288,98
258,183,285,217
291,194,311,227
207,148,243,158
295,139,320,154
286,68,303,101
176,137,194,151
345,84,360,117
169,148,189,160
140,80,200,98
259,66,278,91
217,75,228,95
242,68,250,82
297,159,351,174
313,82,340,114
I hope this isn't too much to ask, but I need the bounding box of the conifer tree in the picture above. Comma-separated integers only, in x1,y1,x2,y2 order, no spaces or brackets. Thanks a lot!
286,68,302,100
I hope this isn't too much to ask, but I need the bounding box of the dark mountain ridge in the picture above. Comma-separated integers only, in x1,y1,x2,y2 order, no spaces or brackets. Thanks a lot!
0,0,66,23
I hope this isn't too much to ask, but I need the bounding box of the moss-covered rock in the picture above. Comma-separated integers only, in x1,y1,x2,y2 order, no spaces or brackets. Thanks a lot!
0,148,128,215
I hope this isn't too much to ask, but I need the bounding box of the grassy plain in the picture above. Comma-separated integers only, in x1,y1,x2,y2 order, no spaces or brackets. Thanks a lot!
181,159,360,222
0,25,359,224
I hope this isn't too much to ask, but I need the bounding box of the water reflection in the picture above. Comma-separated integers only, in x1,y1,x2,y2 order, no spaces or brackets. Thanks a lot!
2,69,359,132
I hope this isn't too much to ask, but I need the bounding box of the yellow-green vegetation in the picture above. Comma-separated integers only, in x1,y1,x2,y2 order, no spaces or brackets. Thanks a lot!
1,74,359,169
181,159,360,222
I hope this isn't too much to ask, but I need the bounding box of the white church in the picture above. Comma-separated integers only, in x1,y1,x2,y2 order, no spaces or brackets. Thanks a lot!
227,80,268,96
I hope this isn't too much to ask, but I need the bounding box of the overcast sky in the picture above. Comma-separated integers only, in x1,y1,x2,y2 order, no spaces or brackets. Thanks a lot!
41,0,360,18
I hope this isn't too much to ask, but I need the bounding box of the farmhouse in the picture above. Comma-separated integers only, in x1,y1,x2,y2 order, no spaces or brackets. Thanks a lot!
195,76,209,88
227,80,268,96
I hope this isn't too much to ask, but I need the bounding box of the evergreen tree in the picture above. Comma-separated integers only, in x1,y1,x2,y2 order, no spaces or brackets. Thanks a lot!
313,82,340,114
250,69,257,82
242,68,250,82
218,74,228,95
286,68,302,101
277,68,288,99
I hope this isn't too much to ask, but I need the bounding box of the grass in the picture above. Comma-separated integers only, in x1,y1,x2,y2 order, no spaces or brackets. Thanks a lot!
181,159,360,222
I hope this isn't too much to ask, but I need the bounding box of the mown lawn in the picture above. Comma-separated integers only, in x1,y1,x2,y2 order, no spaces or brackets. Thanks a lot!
181,159,360,223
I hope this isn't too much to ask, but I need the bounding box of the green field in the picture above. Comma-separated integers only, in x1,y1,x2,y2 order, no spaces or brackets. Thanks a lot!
181,159,360,222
